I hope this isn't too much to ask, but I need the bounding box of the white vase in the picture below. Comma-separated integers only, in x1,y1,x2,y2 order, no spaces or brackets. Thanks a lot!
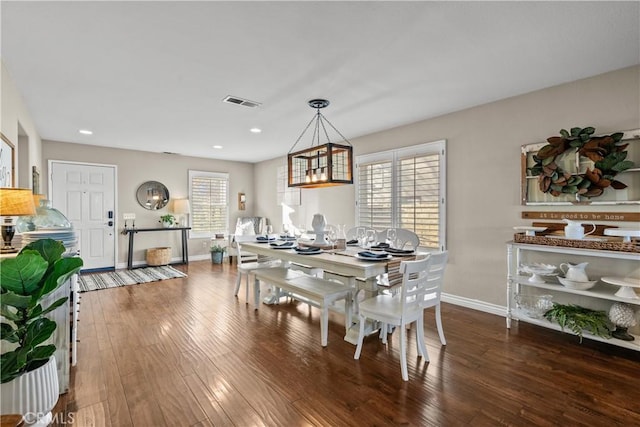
0,356,59,426
311,214,326,245
162,221,174,228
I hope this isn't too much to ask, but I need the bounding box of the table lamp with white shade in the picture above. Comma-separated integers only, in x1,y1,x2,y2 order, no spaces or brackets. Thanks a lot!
0,187,37,253
173,199,191,227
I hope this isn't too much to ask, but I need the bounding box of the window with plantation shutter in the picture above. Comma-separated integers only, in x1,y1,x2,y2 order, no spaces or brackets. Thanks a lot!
188,170,229,238
356,140,446,250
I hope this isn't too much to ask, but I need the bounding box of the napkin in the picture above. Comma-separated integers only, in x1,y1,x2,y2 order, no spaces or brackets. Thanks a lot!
270,241,294,247
346,239,358,245
358,251,390,259
384,247,415,255
279,235,297,240
256,235,275,241
370,243,390,249
295,247,322,253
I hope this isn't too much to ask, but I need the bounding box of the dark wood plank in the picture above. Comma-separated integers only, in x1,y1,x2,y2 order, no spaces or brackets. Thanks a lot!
54,260,640,426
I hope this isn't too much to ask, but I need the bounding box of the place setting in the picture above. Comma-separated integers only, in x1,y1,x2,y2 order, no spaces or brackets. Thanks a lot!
269,240,297,250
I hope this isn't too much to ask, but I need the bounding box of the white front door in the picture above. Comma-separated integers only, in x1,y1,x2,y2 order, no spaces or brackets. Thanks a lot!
50,161,116,270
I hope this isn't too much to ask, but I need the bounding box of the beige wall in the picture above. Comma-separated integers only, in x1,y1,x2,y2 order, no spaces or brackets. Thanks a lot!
42,141,255,266
1,61,42,189
254,65,640,308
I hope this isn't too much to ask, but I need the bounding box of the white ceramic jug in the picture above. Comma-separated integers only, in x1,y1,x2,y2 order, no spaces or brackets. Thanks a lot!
311,214,327,245
560,262,590,281
563,218,596,240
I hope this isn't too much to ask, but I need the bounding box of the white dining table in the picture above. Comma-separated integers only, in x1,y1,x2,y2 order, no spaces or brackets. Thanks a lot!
242,241,395,343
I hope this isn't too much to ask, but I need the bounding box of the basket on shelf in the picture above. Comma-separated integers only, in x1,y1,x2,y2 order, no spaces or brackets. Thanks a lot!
147,247,171,266
513,233,639,253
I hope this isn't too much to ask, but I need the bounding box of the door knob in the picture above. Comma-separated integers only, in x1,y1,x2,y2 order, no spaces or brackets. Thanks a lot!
107,220,114,227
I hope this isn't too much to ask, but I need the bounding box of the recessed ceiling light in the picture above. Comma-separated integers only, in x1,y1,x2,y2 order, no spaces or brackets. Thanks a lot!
250,128,262,134
78,129,93,135
213,145,223,149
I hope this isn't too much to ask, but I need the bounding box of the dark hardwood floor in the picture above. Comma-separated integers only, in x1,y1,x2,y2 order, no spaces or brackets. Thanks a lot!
53,260,639,426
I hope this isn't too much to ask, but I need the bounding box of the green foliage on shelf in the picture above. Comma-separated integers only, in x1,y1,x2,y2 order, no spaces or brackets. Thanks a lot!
543,303,611,342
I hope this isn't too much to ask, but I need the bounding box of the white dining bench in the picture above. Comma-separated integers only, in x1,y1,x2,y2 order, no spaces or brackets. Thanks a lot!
253,267,354,347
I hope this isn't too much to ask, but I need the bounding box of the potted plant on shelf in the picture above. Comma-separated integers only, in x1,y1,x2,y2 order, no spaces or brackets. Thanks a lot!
543,303,611,342
210,244,226,264
159,214,176,228
1,239,83,425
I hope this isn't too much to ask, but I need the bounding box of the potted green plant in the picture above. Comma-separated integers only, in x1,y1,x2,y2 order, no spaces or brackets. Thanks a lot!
543,303,611,342
159,214,176,228
210,244,226,264
1,238,83,423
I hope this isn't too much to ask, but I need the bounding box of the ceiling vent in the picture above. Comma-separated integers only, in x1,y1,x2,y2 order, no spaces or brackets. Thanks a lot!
222,95,261,108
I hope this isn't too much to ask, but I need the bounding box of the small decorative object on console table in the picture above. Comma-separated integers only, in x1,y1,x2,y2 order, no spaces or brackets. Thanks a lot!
159,214,176,228
608,302,638,341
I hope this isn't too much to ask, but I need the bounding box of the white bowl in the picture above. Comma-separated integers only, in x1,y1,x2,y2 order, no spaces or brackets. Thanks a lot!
520,263,557,275
558,276,597,290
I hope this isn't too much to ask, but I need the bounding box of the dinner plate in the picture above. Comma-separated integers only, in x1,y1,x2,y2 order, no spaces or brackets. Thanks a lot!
384,248,415,257
356,253,393,261
270,244,296,250
295,250,322,255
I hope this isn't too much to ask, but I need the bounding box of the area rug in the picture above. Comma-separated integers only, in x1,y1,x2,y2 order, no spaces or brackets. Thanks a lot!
78,266,187,292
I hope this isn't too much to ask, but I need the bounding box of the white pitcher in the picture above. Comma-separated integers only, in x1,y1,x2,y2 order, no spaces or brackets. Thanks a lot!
563,218,596,240
560,262,590,281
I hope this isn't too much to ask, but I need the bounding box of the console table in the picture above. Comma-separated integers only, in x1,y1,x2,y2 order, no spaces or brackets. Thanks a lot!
125,227,191,269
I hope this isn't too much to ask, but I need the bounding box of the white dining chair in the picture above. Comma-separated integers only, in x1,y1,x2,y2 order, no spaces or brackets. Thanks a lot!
234,236,281,306
354,252,448,381
377,228,420,250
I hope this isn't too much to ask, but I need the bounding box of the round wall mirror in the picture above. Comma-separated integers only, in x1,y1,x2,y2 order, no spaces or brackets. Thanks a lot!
136,181,170,210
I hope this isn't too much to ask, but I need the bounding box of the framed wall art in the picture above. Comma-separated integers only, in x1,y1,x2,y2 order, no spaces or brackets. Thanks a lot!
0,133,15,187
32,166,40,194
521,128,640,205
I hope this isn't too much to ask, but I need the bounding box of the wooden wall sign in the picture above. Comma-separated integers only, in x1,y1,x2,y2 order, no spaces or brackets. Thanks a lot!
522,211,640,222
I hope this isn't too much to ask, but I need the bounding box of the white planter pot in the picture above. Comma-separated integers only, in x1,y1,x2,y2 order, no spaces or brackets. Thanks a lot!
0,356,59,426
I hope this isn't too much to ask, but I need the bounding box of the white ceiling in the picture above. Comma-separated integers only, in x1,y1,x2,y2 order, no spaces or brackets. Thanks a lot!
2,1,639,163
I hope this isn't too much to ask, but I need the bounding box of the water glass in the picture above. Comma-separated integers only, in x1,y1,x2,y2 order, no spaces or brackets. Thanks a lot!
327,228,338,252
356,227,366,247
386,229,396,247
366,229,376,248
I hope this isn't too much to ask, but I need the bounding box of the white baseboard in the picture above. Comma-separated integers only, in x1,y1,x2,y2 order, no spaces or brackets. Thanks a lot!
441,292,507,318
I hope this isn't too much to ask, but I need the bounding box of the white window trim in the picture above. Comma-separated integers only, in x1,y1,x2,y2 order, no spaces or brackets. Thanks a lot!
188,170,230,239
355,140,446,251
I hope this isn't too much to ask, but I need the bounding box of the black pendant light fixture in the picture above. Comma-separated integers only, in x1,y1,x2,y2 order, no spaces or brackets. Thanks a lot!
287,99,353,188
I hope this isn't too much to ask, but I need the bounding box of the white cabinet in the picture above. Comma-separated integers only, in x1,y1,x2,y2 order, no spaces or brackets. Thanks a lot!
506,242,640,351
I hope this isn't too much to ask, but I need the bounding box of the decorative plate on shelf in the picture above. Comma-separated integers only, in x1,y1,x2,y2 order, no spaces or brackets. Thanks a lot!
601,276,640,299
604,229,640,242
513,226,547,236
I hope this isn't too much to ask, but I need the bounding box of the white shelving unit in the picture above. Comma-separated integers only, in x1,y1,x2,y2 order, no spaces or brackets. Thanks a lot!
507,242,640,351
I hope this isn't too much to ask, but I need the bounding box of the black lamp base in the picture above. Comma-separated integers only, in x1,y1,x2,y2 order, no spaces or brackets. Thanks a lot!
1,223,18,253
